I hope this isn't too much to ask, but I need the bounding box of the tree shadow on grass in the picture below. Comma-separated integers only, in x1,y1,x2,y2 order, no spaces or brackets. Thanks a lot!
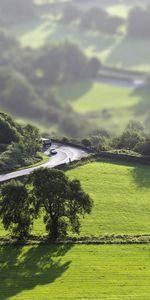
56,80,93,102
130,87,150,131
0,243,72,300
131,165,150,189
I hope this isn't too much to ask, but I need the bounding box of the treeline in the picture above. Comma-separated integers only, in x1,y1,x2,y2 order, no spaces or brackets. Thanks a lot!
61,3,150,39
127,6,150,38
79,121,150,157
0,112,41,172
61,4,124,35
0,29,100,136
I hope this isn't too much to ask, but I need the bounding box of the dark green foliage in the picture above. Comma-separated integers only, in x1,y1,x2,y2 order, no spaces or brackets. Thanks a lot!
112,121,145,150
81,138,91,148
28,168,93,240
0,68,42,119
80,7,124,34
0,112,20,145
135,139,150,156
34,42,98,85
0,181,34,239
0,112,41,172
117,130,143,150
127,6,150,38
61,4,81,24
20,124,42,157
89,57,102,77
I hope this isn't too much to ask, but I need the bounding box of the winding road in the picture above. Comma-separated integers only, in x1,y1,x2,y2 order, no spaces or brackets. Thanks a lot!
95,75,145,88
0,143,88,183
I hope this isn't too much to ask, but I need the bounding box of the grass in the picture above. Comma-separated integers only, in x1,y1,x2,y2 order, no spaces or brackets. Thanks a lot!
1,160,150,237
19,17,56,48
1,244,150,299
67,161,150,236
57,82,141,133
16,152,49,171
67,83,139,113
106,4,130,18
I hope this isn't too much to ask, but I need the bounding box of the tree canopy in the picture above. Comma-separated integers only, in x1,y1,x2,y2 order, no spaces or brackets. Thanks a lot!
127,6,150,38
0,180,34,239
0,168,93,240
28,168,93,240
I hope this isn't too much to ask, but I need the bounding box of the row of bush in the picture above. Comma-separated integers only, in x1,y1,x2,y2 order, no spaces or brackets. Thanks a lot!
61,5,124,35
61,3,150,39
60,121,150,158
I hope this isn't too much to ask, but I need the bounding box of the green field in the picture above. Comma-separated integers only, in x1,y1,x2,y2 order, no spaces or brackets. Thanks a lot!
1,160,150,299
59,83,139,113
57,82,145,133
67,161,150,236
1,244,150,300
1,161,150,237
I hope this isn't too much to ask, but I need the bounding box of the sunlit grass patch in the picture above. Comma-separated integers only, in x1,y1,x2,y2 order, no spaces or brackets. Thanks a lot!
70,83,139,113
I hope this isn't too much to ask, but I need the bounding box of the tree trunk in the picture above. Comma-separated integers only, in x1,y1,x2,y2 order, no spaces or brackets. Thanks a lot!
50,219,58,241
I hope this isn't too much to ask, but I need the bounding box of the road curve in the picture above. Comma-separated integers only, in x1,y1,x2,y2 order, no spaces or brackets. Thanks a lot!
95,76,145,88
0,143,88,183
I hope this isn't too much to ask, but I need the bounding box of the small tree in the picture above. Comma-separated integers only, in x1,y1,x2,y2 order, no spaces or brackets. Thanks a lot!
21,124,41,157
28,168,93,240
81,138,91,148
0,180,34,239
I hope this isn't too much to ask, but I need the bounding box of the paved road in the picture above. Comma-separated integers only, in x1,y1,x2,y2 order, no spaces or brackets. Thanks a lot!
95,76,145,88
0,143,88,183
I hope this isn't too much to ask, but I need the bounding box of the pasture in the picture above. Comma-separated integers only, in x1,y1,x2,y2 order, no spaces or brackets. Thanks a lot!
0,244,150,299
57,82,148,133
1,161,150,237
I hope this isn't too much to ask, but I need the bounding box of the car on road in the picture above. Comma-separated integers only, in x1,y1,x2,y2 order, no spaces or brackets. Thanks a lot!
49,148,57,155
42,138,52,147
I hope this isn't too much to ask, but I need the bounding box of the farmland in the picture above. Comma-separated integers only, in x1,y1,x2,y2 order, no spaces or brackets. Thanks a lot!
56,82,141,132
1,161,150,237
1,1,150,298
1,152,150,299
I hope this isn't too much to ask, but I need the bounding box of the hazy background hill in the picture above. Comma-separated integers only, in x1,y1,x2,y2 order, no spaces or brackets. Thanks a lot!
0,0,150,137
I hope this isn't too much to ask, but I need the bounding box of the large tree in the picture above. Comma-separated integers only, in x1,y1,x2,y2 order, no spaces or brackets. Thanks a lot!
28,168,93,240
0,180,34,239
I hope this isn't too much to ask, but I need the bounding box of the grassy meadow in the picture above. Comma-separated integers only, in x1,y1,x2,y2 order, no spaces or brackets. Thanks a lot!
1,161,150,237
57,83,139,113
57,82,149,133
1,160,150,299
1,244,150,300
